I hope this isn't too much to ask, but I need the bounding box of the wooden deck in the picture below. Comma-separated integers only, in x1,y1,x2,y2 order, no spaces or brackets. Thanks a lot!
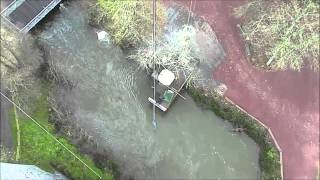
1,0,61,33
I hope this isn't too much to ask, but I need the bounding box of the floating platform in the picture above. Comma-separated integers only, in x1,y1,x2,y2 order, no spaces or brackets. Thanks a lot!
148,69,190,112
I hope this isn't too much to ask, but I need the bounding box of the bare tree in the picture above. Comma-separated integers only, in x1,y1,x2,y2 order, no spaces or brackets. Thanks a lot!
0,24,43,108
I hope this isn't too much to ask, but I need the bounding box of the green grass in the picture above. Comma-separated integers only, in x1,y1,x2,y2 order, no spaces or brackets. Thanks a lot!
188,86,281,180
9,81,113,180
8,109,17,149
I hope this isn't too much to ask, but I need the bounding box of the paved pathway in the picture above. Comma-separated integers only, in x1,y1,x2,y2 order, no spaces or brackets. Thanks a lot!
0,91,13,150
169,0,319,179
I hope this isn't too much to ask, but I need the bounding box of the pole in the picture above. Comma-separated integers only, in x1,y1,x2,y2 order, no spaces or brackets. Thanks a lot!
152,0,157,129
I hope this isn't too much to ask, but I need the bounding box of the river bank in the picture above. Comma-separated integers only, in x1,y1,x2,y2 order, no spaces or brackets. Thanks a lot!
187,85,281,179
5,75,115,179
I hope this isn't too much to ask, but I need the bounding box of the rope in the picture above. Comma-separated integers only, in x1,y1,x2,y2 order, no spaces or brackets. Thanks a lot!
152,0,157,128
0,91,102,179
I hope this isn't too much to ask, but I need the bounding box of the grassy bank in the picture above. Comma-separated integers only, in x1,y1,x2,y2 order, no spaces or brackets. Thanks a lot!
188,86,281,180
8,109,18,150
9,81,113,180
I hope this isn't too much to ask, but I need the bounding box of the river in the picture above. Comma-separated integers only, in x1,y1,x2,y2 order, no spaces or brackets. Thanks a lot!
37,2,260,179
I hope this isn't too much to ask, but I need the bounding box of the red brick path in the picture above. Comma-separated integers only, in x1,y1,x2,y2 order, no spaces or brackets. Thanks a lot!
168,0,320,179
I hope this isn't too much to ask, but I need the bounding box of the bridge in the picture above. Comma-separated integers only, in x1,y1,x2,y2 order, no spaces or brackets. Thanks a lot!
1,0,62,33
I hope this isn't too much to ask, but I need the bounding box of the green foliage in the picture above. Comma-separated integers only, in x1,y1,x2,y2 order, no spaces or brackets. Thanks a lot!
0,146,15,163
188,86,281,180
9,109,18,148
235,0,319,71
260,147,281,179
10,82,113,180
96,0,166,47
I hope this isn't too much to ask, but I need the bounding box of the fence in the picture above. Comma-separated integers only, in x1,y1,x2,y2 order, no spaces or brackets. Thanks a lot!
20,0,62,33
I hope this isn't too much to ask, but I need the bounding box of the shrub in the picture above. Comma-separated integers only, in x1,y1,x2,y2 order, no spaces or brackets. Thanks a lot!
129,25,201,76
235,0,319,71
0,146,16,163
95,0,167,47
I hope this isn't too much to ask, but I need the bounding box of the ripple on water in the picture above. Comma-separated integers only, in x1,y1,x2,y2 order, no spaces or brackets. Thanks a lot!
39,2,260,179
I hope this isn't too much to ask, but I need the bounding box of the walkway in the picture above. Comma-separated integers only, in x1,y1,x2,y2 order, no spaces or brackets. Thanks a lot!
0,90,13,150
170,0,319,179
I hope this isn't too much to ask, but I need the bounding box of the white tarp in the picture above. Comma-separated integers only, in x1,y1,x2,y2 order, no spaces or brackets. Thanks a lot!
96,31,110,42
158,69,175,86
0,163,67,180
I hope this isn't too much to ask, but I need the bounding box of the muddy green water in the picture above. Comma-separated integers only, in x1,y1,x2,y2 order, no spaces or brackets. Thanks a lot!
38,3,260,179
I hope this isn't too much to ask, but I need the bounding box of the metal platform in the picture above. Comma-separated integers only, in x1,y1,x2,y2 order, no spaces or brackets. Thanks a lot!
1,0,62,33
148,70,191,112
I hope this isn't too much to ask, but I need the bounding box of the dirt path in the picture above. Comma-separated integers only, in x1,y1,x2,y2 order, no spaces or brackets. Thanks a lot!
167,0,319,179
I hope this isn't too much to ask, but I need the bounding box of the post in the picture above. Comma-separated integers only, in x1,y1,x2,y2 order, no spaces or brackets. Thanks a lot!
152,0,157,128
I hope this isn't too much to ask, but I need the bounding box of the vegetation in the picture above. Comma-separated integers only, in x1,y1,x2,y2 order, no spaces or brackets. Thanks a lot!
129,25,201,76
10,105,21,161
0,146,15,163
235,0,319,71
188,86,281,180
93,0,208,79
0,23,43,109
9,81,113,180
1,24,113,179
93,0,167,47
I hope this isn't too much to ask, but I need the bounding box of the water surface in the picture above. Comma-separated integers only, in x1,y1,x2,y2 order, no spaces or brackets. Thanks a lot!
38,3,260,179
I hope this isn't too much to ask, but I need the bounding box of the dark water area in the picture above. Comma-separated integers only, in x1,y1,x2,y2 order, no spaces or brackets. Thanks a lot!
36,2,260,179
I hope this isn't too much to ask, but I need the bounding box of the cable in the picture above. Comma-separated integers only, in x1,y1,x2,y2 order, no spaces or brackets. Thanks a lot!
0,91,102,179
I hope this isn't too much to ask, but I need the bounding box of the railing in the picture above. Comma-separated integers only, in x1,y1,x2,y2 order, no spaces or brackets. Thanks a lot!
1,0,61,33
20,0,62,33
0,0,25,16
0,0,25,31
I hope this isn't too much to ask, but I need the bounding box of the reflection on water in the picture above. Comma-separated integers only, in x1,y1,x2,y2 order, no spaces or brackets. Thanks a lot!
38,2,260,179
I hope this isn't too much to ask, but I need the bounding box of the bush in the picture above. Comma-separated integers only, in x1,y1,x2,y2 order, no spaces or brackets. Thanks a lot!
129,25,201,75
0,146,16,163
95,0,167,47
235,0,319,71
